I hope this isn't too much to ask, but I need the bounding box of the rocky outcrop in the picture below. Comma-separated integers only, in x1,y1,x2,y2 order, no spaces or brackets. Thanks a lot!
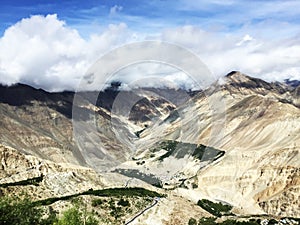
0,144,104,199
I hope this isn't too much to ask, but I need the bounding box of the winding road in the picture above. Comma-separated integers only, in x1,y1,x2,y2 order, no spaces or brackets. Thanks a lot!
124,198,159,225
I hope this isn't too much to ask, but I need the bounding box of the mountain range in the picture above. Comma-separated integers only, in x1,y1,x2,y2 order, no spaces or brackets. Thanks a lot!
0,71,299,224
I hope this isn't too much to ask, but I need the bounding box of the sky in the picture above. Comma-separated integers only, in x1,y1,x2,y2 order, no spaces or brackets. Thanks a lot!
0,0,300,91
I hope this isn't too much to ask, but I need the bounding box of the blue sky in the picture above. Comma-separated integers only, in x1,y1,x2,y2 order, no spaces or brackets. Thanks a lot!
0,0,300,90
2,0,299,37
0,0,227,35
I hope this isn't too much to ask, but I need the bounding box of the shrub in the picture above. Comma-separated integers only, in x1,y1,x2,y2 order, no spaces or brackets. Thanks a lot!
188,217,197,225
117,198,130,207
91,199,103,207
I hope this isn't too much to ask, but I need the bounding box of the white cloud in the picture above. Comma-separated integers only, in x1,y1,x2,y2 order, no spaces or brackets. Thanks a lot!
109,5,123,17
1,14,300,92
236,34,254,46
107,62,193,90
161,25,300,82
0,14,131,91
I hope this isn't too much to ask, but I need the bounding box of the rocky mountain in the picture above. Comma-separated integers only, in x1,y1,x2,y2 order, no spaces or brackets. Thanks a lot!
112,71,299,218
285,79,300,88
0,83,178,166
0,72,299,224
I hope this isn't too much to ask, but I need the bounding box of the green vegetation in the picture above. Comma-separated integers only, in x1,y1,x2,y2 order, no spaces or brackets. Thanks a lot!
192,182,198,189
188,217,197,225
56,206,98,225
197,199,233,217
198,217,217,225
0,195,98,225
190,217,300,225
117,198,130,207
91,196,152,223
91,198,104,207
193,217,261,225
219,220,260,225
36,187,165,206
0,195,56,225
0,187,163,225
0,175,43,188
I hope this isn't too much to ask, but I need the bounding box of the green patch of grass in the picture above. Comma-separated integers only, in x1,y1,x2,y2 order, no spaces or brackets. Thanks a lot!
197,199,233,217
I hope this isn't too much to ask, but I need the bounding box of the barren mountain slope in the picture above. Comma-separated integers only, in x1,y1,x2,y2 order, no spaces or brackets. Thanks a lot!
132,71,299,217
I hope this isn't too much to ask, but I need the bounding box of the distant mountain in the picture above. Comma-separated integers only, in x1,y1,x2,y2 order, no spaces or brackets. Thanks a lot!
284,78,300,88
0,82,189,167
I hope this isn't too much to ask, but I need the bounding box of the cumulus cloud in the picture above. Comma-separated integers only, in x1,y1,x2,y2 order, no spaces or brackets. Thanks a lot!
0,14,132,91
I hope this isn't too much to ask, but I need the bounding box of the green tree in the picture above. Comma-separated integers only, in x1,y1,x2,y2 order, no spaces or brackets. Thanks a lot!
56,206,98,225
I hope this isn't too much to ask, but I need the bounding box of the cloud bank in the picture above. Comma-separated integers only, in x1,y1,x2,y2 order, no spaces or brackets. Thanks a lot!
0,14,300,91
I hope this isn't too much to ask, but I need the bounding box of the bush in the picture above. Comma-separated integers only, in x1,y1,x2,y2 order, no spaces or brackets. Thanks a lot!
117,198,130,207
91,199,103,207
188,218,197,225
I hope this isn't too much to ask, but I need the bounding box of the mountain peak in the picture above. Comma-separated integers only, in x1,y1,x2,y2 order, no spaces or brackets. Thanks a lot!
225,71,251,82
224,71,271,87
222,71,288,95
